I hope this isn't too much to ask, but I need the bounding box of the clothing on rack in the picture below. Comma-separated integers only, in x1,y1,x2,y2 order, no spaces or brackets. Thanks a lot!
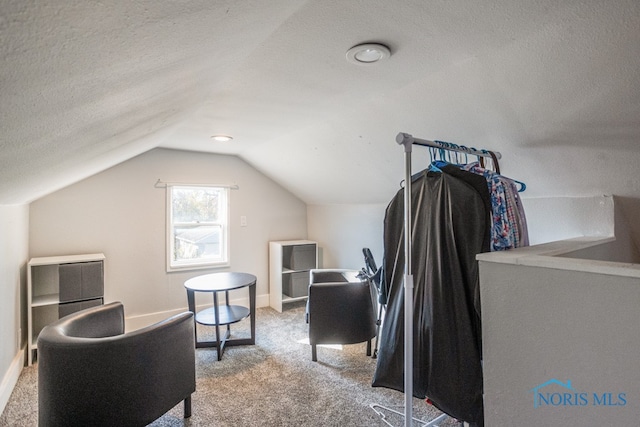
377,133,529,427
463,162,529,250
372,167,489,426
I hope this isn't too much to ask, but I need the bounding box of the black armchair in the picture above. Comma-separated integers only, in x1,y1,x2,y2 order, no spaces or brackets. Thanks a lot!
306,269,377,361
37,301,196,427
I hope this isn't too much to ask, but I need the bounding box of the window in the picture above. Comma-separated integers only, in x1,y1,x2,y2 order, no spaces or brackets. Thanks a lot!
167,185,229,271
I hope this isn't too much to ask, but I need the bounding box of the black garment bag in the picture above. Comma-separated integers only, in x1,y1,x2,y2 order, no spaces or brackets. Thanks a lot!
372,168,489,426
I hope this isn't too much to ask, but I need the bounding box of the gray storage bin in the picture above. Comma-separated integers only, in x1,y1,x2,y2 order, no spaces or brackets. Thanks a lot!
58,297,103,318
59,263,82,303
282,244,316,271
282,271,309,298
59,261,104,302
80,261,104,299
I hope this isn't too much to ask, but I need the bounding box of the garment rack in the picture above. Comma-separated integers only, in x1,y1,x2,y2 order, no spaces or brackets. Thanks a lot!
397,132,502,162
393,132,500,427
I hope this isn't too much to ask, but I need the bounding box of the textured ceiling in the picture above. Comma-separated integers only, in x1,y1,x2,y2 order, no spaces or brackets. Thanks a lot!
1,0,639,205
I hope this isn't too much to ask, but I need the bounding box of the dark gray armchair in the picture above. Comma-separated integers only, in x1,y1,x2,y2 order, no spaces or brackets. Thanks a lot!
37,301,195,427
306,269,377,361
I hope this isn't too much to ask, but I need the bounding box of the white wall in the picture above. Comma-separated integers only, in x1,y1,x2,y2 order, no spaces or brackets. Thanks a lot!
29,149,308,326
522,195,639,262
0,204,29,414
307,204,386,270
521,195,615,245
306,195,622,276
305,195,620,274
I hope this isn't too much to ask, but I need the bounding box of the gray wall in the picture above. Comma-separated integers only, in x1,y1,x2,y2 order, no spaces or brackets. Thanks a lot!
307,203,386,270
28,149,308,326
0,204,29,411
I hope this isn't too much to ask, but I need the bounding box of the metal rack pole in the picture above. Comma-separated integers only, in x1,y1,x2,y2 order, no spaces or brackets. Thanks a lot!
395,132,491,427
399,136,414,426
395,132,501,160
385,132,494,427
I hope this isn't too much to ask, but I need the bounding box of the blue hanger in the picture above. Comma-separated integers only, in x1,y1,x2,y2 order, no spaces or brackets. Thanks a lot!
433,159,448,167
429,159,456,173
428,162,443,173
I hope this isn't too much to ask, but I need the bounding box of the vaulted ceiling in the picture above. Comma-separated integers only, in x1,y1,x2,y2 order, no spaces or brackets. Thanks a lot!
1,1,639,205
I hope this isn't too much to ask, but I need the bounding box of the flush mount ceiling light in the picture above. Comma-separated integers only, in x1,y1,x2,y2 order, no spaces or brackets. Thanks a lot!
211,135,233,142
346,43,391,65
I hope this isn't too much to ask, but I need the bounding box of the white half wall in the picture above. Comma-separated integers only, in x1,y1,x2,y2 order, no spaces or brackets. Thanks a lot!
0,204,29,415
478,238,640,426
29,149,308,326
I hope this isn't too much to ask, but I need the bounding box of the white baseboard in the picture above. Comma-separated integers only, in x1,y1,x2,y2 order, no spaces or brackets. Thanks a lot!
0,347,25,416
125,293,270,332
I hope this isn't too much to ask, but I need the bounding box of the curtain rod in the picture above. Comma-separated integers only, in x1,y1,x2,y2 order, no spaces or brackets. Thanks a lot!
396,132,502,159
154,179,239,190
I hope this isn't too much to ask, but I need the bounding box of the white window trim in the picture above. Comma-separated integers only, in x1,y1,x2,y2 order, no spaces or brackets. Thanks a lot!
166,184,230,272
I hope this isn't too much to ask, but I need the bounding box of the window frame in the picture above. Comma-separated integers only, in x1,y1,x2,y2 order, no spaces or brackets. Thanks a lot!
166,184,230,272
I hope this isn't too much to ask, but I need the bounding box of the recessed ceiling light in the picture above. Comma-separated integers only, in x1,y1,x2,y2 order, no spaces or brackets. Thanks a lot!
346,43,391,65
211,135,233,142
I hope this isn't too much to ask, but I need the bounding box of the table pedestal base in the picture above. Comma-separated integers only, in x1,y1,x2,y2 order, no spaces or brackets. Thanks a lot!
185,272,257,361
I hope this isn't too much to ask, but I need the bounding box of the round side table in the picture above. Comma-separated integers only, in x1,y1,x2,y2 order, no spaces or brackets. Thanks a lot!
184,272,256,360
